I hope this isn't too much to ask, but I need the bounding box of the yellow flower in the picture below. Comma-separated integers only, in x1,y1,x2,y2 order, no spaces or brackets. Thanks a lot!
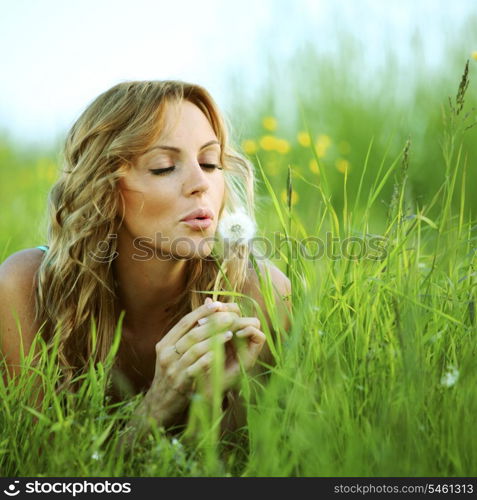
317,134,331,147
472,51,477,61
315,134,331,158
242,139,258,155
338,140,351,155
262,116,278,131
335,158,350,174
275,138,291,154
259,135,277,151
309,159,320,175
297,131,311,147
281,189,299,206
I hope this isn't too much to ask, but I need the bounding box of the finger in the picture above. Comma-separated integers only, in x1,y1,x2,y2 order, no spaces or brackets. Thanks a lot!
235,326,267,367
235,326,266,344
228,316,261,331
178,331,233,367
197,301,241,322
186,351,214,379
162,300,228,345
177,311,240,352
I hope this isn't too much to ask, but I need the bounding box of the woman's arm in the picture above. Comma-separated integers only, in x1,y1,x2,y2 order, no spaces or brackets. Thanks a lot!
0,250,45,403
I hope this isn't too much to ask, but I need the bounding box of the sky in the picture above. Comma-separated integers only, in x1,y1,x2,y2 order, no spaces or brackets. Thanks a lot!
0,0,475,147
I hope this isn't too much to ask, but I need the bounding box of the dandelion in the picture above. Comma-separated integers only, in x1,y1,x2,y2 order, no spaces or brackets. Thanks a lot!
242,139,258,155
259,135,277,151
213,209,256,301
276,138,291,154
335,158,350,174
472,51,477,61
315,134,331,158
280,189,299,206
218,209,256,243
262,116,278,131
430,330,444,343
171,438,183,449
297,131,311,147
309,159,320,175
441,365,459,387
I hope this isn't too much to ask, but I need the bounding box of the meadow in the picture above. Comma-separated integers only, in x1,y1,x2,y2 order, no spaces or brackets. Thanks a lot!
0,40,476,476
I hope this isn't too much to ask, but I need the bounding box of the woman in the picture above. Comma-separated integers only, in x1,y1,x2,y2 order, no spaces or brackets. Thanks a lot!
0,80,291,442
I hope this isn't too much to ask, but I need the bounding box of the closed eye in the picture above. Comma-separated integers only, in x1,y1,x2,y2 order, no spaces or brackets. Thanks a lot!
149,164,223,176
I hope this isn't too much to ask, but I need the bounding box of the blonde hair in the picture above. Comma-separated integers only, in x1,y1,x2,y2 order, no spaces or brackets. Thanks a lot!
34,80,259,392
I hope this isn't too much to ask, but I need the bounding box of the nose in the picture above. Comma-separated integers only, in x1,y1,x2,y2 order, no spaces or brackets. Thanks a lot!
183,161,209,196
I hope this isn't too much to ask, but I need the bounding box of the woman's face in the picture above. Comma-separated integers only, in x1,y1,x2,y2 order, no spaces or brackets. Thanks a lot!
117,100,225,260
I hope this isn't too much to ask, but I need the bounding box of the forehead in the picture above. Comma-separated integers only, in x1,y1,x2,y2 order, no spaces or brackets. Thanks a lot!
157,100,217,144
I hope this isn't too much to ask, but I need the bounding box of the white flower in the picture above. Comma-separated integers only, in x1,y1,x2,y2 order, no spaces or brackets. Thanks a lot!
441,365,459,387
91,451,101,460
171,438,182,448
430,330,444,343
218,209,256,243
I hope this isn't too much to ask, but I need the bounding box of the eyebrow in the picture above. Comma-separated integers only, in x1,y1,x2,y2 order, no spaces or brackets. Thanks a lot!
146,139,221,153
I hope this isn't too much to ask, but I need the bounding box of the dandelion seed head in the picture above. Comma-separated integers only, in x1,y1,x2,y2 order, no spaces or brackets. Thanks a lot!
441,365,459,387
218,209,256,243
430,330,444,343
171,438,183,448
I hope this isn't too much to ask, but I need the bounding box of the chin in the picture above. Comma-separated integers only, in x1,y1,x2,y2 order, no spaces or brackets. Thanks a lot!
168,241,215,261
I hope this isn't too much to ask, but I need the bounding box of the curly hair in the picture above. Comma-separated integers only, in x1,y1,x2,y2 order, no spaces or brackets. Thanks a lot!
33,80,261,393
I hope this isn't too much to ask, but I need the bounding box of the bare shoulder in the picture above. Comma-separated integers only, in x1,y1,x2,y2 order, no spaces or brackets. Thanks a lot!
0,248,46,379
0,248,46,294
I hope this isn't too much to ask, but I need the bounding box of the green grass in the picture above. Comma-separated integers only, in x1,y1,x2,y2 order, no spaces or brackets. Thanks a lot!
1,50,476,476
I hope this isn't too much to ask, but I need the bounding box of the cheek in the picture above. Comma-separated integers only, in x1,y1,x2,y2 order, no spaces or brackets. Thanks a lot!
130,192,171,221
217,178,227,212
118,178,174,222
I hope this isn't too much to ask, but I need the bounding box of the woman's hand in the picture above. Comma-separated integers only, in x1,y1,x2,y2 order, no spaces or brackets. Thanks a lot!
143,299,243,425
199,297,266,396
142,298,266,426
